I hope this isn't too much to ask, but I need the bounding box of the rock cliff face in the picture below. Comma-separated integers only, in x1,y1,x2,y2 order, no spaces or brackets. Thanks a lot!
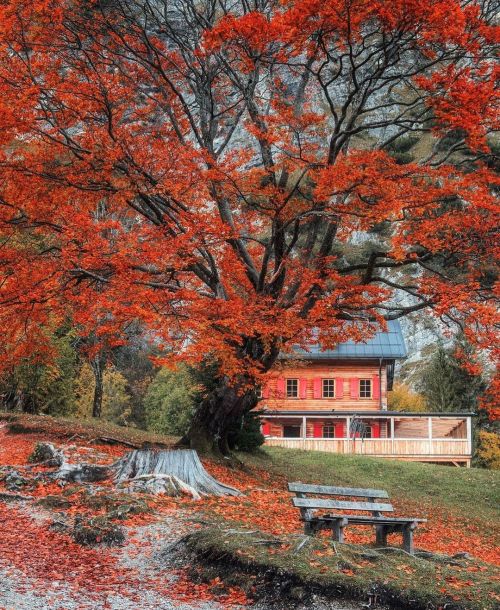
398,314,453,387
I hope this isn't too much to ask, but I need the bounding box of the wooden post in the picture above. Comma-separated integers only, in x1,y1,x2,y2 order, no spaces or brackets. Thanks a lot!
375,525,387,546
346,417,351,455
466,416,472,456
332,518,347,543
302,416,307,440
402,523,416,554
428,416,433,455
390,417,395,456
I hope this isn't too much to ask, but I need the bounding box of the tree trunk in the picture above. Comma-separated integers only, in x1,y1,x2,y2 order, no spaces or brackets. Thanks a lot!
90,356,104,418
186,377,260,455
186,339,280,455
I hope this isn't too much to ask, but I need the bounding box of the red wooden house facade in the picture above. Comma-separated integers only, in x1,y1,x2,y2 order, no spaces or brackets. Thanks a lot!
258,322,473,466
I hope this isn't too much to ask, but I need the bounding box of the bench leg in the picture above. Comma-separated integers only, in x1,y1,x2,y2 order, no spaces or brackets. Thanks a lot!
402,525,414,555
304,521,314,536
332,519,346,543
375,525,387,546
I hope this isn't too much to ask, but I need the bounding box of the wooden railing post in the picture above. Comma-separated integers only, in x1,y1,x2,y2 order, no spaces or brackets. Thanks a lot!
428,417,433,455
302,416,307,440
466,416,472,456
390,417,395,455
346,417,351,455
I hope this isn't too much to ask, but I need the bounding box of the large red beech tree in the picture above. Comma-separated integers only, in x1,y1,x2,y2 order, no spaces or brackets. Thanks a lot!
0,0,498,452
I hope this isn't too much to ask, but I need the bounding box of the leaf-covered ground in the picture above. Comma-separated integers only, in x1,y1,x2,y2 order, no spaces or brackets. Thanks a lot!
0,414,498,610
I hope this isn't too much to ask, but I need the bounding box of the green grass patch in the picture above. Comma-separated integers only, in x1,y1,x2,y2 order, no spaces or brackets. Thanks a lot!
240,447,500,523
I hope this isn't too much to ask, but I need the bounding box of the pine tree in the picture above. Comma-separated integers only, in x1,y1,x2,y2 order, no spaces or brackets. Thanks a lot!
419,339,486,413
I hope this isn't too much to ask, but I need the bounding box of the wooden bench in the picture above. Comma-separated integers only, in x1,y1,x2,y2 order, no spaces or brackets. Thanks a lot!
289,482,426,554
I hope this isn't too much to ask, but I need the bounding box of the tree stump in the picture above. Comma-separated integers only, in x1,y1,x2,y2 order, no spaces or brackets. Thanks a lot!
112,449,241,497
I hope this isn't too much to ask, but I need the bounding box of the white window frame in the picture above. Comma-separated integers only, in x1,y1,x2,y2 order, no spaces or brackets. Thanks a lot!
286,378,299,398
322,378,335,398
323,423,336,438
359,378,372,399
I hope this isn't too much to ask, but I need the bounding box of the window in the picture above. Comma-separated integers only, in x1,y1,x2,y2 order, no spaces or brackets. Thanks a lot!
323,424,335,438
359,379,372,398
322,379,335,398
283,425,301,438
364,425,372,439
286,378,299,398
256,386,262,398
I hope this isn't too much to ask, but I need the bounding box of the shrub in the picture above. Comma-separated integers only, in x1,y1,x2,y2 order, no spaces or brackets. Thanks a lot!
476,430,500,470
228,411,265,452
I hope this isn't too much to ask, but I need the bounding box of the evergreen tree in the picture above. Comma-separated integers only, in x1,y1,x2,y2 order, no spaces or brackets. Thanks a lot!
419,338,486,412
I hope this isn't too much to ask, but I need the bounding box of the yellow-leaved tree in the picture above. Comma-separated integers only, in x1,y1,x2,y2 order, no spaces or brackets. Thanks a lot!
388,383,427,412
74,364,131,425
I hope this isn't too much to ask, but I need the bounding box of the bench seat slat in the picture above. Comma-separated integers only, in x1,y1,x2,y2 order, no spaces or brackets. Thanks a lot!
311,515,426,524
293,497,394,512
288,482,389,499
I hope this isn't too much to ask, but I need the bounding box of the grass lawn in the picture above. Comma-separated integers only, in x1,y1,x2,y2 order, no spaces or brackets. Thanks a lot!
241,447,500,524
0,411,178,448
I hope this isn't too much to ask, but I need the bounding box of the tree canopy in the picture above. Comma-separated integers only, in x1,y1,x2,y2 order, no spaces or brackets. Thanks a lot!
0,0,498,449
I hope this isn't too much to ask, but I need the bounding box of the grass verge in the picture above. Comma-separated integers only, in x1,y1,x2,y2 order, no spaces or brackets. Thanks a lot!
187,521,500,610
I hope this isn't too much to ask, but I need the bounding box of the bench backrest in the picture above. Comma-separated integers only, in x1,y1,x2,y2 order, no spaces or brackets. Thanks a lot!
288,482,393,515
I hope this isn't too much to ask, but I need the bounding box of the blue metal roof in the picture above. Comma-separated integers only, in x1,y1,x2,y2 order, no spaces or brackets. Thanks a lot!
293,320,407,360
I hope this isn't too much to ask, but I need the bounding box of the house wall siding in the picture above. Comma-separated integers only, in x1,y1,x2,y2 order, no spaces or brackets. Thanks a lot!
261,361,387,412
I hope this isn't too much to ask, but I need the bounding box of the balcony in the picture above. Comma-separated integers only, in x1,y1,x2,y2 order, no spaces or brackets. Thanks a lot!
261,412,473,466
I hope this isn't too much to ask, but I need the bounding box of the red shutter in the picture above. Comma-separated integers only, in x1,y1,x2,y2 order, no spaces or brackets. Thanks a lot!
335,378,344,399
372,375,380,400
335,422,345,438
262,384,270,399
313,422,323,438
372,422,381,438
350,378,359,399
262,422,271,436
299,378,308,399
276,377,285,397
313,377,322,399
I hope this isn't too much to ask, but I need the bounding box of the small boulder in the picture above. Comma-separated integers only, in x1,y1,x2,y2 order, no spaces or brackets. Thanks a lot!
28,442,64,467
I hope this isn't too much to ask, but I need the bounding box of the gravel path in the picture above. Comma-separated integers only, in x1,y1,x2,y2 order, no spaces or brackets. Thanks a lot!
0,504,222,610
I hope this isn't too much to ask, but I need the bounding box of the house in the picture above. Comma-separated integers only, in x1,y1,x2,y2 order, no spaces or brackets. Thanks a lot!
259,321,473,466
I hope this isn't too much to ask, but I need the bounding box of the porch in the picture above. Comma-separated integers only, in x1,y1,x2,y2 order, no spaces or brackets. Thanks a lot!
261,412,473,466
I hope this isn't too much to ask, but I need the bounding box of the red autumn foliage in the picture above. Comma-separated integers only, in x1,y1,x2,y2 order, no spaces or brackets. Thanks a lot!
0,1,497,449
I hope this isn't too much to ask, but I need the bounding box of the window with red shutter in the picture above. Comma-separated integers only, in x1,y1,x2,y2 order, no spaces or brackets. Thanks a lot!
262,422,271,436
313,422,323,438
373,375,380,400
313,377,322,398
299,378,308,399
350,378,359,399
